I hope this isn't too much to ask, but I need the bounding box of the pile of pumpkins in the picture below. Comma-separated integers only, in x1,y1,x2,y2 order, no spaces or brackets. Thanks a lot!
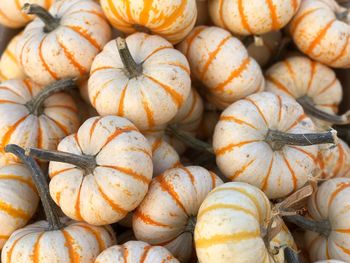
0,0,350,262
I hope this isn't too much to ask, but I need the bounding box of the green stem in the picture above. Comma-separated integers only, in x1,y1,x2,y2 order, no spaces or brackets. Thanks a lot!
22,3,59,33
283,215,331,237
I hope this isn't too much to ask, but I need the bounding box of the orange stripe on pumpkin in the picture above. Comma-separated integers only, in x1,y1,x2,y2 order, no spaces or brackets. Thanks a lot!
89,117,102,141
142,45,173,63
101,126,137,149
198,203,257,219
261,156,274,191
215,140,260,156
316,78,337,96
266,75,293,96
220,115,258,130
76,224,106,251
139,0,154,25
290,8,321,35
39,36,59,80
32,232,45,263
184,26,206,57
0,199,31,220
265,0,280,30
152,0,187,31
140,90,155,127
0,174,36,193
330,34,350,64
219,0,229,29
151,138,162,153
50,168,75,178
4,49,18,65
245,98,269,126
328,181,350,206
238,0,252,33
229,159,255,181
117,83,128,116
62,230,81,263
134,209,170,227
282,153,297,192
140,245,152,263
66,25,101,50
101,165,151,184
44,114,69,136
1,115,28,150
277,95,282,122
306,20,335,56
195,231,260,248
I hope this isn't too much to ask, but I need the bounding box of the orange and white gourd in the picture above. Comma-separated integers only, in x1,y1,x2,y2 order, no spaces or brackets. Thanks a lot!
49,115,153,225
213,92,321,199
100,0,197,44
177,26,265,109
209,0,301,35
289,0,350,68
133,166,223,262
0,32,26,82
305,178,350,262
195,182,296,263
0,163,39,249
95,241,179,263
17,0,111,85
89,33,191,131
0,0,53,28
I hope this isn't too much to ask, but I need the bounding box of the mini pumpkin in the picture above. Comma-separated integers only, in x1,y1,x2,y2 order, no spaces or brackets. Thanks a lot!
195,182,296,263
133,166,223,262
17,0,111,85
89,33,191,131
289,0,350,68
0,32,26,82
100,0,197,44
213,92,337,199
209,0,301,35
177,26,265,109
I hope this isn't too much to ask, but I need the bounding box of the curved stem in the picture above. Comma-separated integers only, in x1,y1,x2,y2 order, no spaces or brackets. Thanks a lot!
298,96,350,125
116,37,142,79
22,4,59,33
28,147,96,174
5,144,63,230
283,215,331,237
25,78,76,116
284,247,300,263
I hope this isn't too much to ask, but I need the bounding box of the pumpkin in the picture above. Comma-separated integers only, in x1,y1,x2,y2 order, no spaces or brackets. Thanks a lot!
133,166,223,262
208,0,301,35
315,261,347,263
0,163,39,249
100,0,197,44
89,34,191,131
2,144,116,263
17,0,111,85
0,78,79,164
195,182,296,263
213,92,337,199
196,0,209,26
0,32,26,82
95,241,179,263
177,26,265,109
0,0,53,28
266,56,345,128
289,0,350,68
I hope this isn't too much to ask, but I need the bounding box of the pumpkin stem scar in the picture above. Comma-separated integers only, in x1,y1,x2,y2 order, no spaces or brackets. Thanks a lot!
22,3,60,33
25,78,77,116
283,246,300,263
298,96,350,125
4,144,64,231
184,215,197,234
26,147,97,175
283,214,331,237
116,37,143,79
166,125,214,154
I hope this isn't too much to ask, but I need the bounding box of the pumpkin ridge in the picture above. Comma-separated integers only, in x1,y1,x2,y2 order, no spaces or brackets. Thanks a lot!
306,19,336,55
229,159,255,180
43,114,69,135
266,75,293,96
75,224,105,251
328,182,350,206
276,95,282,121
152,0,188,31
184,26,206,57
117,83,128,116
50,167,75,178
38,36,59,80
261,156,274,191
0,174,37,193
316,77,338,96
100,165,151,184
197,203,257,219
0,199,31,220
32,232,44,263
140,89,155,127
329,34,350,64
1,115,29,151
195,231,260,248
219,115,258,130
282,152,298,192
290,8,321,35
238,0,253,33
65,25,101,50
139,245,152,263
62,230,80,263
134,209,171,227
265,0,281,30
215,140,260,156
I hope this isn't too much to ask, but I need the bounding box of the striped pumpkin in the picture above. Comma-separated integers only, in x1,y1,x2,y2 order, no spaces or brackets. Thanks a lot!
0,0,53,28
289,0,350,68
305,178,350,262
0,79,79,164
17,0,111,85
177,26,265,109
100,0,197,44
133,166,223,262
195,182,296,263
89,33,191,131
0,32,26,82
209,0,301,35
49,116,153,225
95,241,179,263
213,92,319,199
1,219,116,263
0,163,39,249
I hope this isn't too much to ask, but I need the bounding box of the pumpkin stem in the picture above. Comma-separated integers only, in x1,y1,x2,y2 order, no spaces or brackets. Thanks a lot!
166,125,214,154
298,96,350,125
25,78,76,116
116,37,143,79
22,3,60,33
184,215,197,234
27,147,96,174
284,247,300,263
283,214,331,236
5,144,63,231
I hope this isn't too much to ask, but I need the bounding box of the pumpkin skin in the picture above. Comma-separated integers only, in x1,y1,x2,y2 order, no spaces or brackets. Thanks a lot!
289,0,350,68
100,0,197,45
195,182,296,263
305,178,350,262
213,92,319,199
49,115,153,225
0,0,53,28
133,166,223,262
89,32,191,131
1,219,116,263
0,32,26,82
177,26,265,109
17,0,111,86
0,163,39,249
95,241,179,263
0,79,79,163
266,56,342,128
209,0,300,35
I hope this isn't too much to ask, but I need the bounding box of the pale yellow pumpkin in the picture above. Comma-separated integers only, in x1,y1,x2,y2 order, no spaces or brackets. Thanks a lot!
133,166,223,262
